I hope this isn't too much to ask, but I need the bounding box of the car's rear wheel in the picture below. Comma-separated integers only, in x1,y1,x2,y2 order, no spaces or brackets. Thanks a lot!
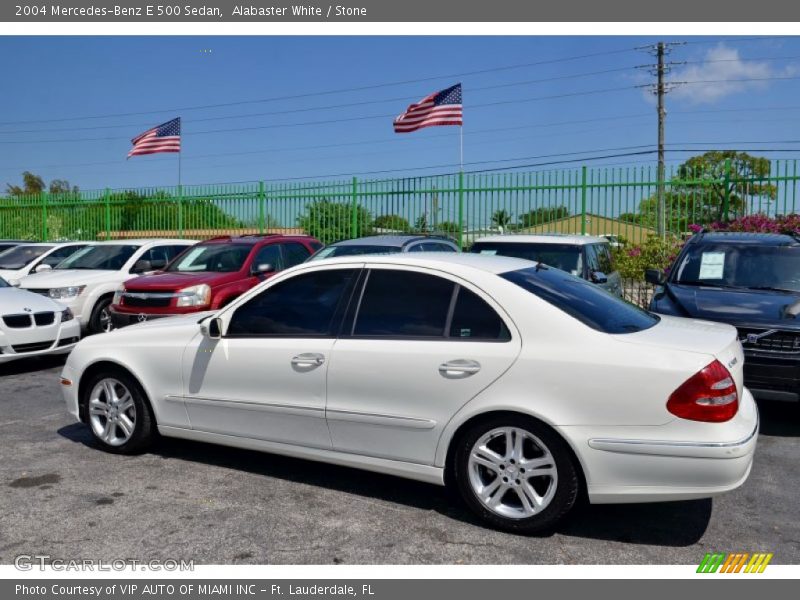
83,369,156,454
453,415,579,533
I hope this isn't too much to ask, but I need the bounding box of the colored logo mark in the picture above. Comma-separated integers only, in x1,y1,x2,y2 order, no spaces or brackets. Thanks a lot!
697,552,773,573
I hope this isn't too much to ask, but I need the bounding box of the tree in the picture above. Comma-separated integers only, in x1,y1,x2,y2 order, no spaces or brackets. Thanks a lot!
436,221,461,235
491,209,513,230
6,171,46,196
675,151,776,222
373,214,411,232
49,179,79,195
518,206,569,228
297,199,373,244
413,213,429,233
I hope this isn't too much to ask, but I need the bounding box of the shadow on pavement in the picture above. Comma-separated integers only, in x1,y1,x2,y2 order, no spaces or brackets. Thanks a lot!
0,354,66,377
756,400,800,437
58,423,712,546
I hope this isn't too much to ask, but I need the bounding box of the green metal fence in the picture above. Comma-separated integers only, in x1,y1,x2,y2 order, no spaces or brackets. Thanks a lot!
2,159,798,246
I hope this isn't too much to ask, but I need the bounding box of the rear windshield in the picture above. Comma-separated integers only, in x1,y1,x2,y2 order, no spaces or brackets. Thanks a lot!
472,242,583,277
309,245,402,261
501,266,659,334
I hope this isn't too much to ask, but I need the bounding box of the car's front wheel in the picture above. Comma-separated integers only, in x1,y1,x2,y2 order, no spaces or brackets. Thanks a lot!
88,297,114,334
453,415,579,533
83,369,156,454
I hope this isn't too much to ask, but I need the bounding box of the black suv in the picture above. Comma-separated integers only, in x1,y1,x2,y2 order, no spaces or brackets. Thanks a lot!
647,231,800,402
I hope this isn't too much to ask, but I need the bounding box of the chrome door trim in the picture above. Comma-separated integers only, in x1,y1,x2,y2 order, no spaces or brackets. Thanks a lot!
165,394,326,418
325,407,436,430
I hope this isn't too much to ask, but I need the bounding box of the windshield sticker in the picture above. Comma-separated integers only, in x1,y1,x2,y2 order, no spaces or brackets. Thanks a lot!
479,249,498,255
699,252,725,279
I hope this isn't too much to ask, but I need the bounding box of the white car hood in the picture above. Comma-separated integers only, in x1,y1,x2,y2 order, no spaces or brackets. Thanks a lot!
0,268,26,282
19,269,129,289
0,287,64,314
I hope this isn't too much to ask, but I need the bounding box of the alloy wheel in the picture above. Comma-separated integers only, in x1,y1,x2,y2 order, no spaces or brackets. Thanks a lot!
88,378,137,447
467,426,558,519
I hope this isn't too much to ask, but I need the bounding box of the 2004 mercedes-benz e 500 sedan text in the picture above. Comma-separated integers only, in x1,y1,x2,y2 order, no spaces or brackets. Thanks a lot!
60,254,757,532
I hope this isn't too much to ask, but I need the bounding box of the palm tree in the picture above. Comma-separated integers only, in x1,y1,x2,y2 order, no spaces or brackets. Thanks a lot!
491,209,513,231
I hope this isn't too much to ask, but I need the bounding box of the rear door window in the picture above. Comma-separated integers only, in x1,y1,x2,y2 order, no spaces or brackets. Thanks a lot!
449,287,510,341
353,270,454,338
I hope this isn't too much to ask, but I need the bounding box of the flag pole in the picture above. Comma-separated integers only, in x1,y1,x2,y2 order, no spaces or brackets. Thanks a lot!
459,125,463,172
177,117,183,238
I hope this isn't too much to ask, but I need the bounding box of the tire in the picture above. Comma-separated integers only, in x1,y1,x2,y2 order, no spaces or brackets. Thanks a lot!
453,415,579,534
82,368,157,455
88,297,114,335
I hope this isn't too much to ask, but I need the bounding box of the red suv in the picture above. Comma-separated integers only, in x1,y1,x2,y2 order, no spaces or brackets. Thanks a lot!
109,234,322,328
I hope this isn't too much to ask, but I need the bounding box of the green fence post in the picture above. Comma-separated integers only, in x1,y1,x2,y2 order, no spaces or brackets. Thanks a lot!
104,188,111,240
41,191,48,241
177,185,184,238
351,176,358,238
258,180,266,234
580,165,588,236
458,171,464,249
721,158,732,222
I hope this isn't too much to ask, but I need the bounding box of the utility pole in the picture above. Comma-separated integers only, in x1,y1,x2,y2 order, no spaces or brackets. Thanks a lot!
656,42,666,240
637,41,684,239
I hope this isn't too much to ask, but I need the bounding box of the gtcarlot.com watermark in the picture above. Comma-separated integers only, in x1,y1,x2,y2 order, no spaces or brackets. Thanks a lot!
14,554,194,572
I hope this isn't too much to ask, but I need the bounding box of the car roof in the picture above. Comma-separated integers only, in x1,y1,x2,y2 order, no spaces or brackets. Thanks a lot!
304,251,533,274
690,231,800,246
93,239,194,246
474,234,606,246
329,235,455,248
199,234,314,246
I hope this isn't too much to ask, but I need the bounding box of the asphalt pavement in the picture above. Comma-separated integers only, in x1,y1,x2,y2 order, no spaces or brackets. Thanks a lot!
1,355,798,565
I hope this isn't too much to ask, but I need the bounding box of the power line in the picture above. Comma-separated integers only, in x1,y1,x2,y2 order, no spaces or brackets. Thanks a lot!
0,85,644,144
0,46,639,128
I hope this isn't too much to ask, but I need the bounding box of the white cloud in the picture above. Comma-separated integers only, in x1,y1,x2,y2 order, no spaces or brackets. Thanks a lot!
668,44,790,105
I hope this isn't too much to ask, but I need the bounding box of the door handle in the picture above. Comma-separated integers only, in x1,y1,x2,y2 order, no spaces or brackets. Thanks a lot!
439,359,481,377
291,353,326,368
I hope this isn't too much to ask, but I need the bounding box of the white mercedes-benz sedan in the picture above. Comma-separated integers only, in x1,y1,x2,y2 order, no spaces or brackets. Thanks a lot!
60,254,757,532
1,276,80,363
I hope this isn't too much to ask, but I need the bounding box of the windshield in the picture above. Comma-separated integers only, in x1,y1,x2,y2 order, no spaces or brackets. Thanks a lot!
167,244,251,272
472,242,584,276
502,266,659,334
672,243,800,292
0,245,53,269
309,245,402,261
56,245,139,270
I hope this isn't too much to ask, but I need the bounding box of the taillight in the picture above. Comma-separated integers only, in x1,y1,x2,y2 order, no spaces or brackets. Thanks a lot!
667,359,739,422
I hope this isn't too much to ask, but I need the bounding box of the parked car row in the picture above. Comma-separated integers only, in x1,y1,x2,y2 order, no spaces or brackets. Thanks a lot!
7,229,794,533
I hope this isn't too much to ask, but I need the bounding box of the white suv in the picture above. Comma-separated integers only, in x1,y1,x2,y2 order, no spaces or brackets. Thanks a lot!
18,239,195,334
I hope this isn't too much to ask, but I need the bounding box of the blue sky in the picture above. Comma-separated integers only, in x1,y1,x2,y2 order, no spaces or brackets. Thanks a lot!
0,35,798,192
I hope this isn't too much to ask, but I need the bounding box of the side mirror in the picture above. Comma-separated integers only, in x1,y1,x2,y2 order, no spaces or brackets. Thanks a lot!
590,271,608,284
645,268,665,285
200,317,223,340
34,263,52,273
251,263,275,276
132,259,152,274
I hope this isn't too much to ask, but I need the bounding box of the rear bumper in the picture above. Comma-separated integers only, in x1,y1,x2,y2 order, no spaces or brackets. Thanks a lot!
561,388,759,504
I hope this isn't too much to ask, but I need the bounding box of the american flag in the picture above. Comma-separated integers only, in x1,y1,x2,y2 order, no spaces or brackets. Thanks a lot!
393,84,463,133
128,117,181,158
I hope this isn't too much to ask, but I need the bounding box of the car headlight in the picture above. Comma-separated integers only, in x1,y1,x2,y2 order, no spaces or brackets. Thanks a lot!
48,286,86,299
176,284,211,308
112,285,125,305
61,308,75,322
